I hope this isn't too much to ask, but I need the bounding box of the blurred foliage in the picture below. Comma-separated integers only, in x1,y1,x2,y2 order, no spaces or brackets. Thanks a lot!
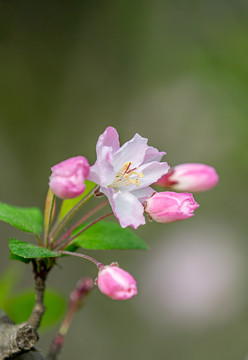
5,288,66,331
0,267,66,331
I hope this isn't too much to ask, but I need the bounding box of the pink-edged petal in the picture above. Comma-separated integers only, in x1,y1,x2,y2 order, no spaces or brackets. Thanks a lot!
130,186,155,204
137,161,170,189
143,146,166,163
88,146,115,186
114,192,146,229
96,126,120,158
112,133,148,170
100,186,116,212
118,161,170,192
103,189,146,229
87,163,101,184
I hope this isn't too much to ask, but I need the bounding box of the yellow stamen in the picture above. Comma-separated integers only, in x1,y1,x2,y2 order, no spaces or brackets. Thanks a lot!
110,161,144,188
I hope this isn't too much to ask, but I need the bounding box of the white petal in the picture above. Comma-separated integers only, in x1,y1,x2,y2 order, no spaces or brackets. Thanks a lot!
143,146,166,163
96,126,120,158
114,161,170,192
87,163,101,184
131,186,155,204
112,191,146,229
88,147,115,186
112,133,148,170
137,161,170,188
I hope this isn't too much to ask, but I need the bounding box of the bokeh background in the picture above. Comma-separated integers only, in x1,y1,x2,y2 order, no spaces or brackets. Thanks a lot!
1,1,248,359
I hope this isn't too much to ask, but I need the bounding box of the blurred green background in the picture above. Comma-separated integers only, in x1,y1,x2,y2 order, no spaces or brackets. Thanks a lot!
1,1,248,359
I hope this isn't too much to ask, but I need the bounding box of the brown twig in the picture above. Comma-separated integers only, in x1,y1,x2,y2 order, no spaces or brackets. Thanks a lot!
27,260,51,330
0,311,40,360
0,259,54,359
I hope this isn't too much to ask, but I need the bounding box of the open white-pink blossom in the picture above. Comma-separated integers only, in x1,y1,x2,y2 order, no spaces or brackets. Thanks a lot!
97,264,137,300
88,126,169,228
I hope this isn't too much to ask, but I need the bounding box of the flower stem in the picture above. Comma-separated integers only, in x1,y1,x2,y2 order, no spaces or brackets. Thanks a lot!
57,250,104,269
35,235,42,246
57,212,113,251
49,186,98,246
52,199,108,250
45,193,55,248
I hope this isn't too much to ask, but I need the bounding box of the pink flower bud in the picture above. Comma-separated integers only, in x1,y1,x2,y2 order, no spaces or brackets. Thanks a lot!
97,264,137,300
145,191,199,223
49,156,89,199
156,163,219,192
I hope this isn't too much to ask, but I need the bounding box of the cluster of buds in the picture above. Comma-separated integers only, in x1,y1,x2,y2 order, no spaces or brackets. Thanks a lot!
144,163,218,223
48,127,219,301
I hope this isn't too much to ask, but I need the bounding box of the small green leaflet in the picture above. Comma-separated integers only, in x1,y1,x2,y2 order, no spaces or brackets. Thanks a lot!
0,202,43,235
9,238,60,259
71,221,149,250
59,180,96,220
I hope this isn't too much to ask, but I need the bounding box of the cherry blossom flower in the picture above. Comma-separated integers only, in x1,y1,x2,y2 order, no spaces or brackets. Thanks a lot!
88,126,169,228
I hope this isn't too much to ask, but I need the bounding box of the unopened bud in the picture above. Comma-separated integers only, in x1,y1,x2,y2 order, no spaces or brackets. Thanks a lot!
49,156,89,199
156,163,219,192
145,191,199,223
97,265,137,300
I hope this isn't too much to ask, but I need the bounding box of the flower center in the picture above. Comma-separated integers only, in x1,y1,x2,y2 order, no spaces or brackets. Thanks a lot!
111,162,144,188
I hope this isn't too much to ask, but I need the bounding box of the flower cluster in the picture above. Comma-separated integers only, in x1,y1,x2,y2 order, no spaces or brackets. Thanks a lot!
48,126,218,300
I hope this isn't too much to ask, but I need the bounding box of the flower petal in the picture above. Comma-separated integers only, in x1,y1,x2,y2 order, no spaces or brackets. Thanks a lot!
103,189,146,229
137,161,170,188
143,146,166,163
112,133,148,170
96,126,120,158
88,146,115,186
116,161,169,192
130,186,155,204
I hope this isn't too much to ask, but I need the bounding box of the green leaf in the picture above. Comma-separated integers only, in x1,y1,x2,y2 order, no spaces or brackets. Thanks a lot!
9,253,31,264
72,221,149,250
4,288,66,330
9,238,60,259
59,180,96,220
0,202,43,235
